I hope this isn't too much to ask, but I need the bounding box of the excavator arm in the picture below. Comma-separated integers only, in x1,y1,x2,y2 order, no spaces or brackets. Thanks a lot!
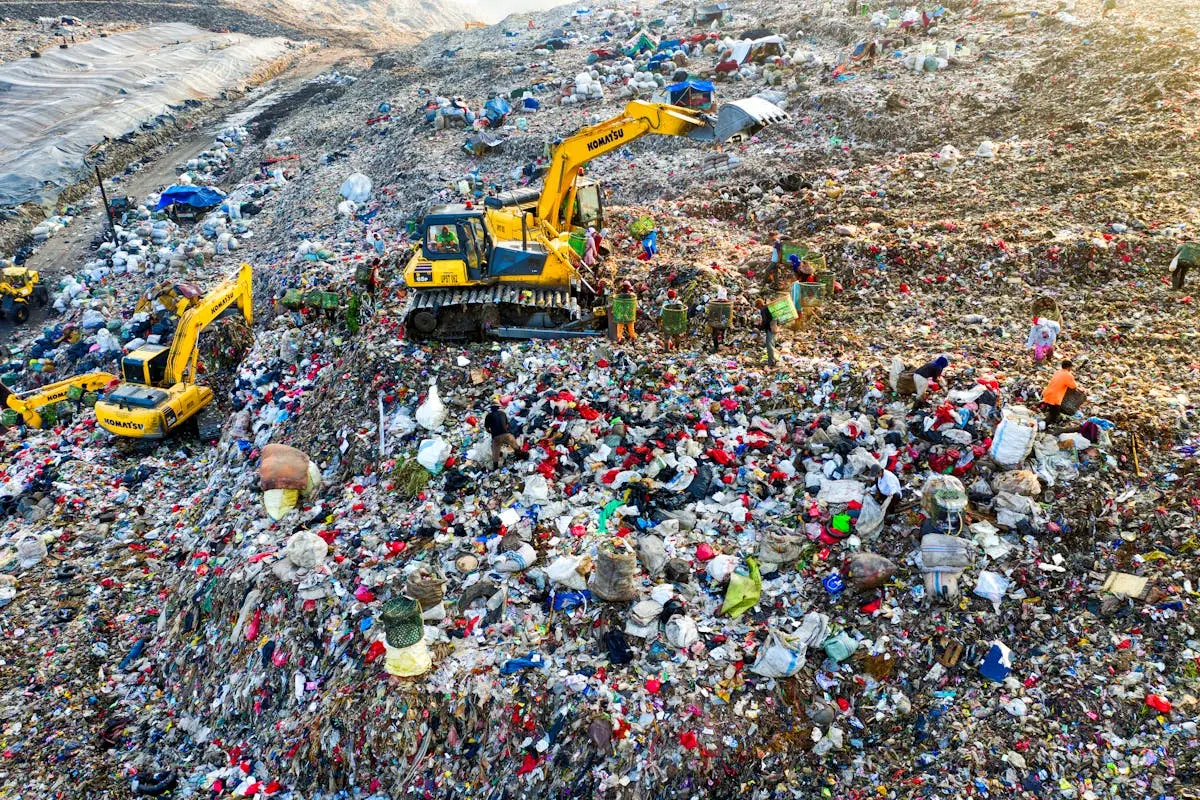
165,262,253,385
1,372,117,428
535,98,788,233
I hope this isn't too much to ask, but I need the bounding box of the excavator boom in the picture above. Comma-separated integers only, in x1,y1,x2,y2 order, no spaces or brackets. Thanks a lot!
1,372,117,429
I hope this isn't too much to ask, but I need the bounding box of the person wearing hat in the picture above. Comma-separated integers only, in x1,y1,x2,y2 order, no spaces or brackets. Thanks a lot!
659,289,686,351
1170,237,1199,291
613,281,637,342
485,404,520,465
708,286,731,352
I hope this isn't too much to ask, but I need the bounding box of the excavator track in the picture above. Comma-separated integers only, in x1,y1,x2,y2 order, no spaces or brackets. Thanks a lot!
402,285,601,340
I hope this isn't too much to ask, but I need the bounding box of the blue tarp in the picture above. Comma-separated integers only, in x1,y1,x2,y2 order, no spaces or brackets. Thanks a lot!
155,185,226,211
667,79,714,94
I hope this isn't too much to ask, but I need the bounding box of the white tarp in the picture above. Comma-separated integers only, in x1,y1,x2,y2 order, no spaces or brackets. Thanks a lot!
0,24,287,207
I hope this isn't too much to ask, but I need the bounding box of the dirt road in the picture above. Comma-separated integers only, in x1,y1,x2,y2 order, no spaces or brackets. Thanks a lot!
1,47,361,342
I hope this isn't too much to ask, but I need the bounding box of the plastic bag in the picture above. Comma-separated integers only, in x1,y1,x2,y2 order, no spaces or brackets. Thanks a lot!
751,629,808,678
339,172,373,203
285,530,328,569
546,555,590,590
721,558,761,618
493,542,537,573
920,534,975,572
705,553,737,583
974,570,1010,609
416,437,450,473
415,382,446,430
991,470,1041,497
637,535,667,577
758,530,802,564
15,533,47,569
664,615,699,648
989,406,1038,468
845,552,897,591
259,443,311,490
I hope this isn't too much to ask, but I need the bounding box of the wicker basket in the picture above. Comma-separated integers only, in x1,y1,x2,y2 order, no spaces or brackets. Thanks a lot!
706,300,733,329
611,294,637,324
661,303,688,334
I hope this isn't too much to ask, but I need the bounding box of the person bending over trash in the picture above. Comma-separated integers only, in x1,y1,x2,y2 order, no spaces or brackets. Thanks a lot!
1042,359,1079,425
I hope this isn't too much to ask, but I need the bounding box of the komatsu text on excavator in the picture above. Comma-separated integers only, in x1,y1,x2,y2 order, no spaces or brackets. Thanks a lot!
94,263,253,439
401,98,787,340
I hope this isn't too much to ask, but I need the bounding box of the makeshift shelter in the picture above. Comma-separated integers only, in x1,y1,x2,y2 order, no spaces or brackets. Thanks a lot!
624,29,659,56
154,185,225,215
694,4,730,24
664,79,714,110
728,34,787,65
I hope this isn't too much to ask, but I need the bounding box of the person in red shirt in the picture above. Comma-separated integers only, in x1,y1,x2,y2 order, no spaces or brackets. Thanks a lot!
1042,360,1079,425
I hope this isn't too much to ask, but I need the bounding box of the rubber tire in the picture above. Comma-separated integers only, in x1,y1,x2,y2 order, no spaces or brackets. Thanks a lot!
13,304,28,323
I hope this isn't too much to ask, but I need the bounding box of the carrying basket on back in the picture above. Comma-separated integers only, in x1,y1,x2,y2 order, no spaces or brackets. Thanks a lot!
706,300,733,329
611,294,637,324
661,303,687,334
1031,296,1062,326
1059,387,1087,415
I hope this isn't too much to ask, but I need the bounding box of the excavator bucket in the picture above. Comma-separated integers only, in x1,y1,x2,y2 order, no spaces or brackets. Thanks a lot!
689,97,790,142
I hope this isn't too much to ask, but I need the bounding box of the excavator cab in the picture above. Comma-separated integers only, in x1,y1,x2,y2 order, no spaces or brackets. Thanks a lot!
120,344,170,386
413,208,491,285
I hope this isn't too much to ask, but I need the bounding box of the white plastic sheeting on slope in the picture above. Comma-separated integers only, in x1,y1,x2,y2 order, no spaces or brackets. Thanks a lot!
0,23,288,207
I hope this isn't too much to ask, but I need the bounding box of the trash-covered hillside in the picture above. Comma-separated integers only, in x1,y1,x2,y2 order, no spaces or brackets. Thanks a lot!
0,0,1198,798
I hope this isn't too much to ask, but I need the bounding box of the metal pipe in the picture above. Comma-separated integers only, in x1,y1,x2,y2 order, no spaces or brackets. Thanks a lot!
521,213,528,251
95,166,117,244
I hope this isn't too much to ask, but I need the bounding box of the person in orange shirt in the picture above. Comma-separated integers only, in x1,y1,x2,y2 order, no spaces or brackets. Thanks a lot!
1042,359,1078,425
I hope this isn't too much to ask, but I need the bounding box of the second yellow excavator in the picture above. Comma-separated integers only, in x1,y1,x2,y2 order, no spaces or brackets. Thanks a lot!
1,372,117,429
400,98,787,340
94,263,253,439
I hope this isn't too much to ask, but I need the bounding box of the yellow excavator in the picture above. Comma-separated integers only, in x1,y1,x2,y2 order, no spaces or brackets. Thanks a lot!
1,372,117,429
94,263,253,439
400,98,788,340
0,266,51,323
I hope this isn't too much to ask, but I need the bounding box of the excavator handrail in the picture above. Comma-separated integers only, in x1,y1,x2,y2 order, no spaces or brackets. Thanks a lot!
164,262,253,386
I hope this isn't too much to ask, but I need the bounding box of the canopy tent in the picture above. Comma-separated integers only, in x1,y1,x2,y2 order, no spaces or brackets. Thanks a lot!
664,79,714,110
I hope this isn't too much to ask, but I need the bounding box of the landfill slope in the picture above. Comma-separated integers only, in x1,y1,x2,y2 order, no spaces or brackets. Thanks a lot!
0,24,290,207
1,0,1199,799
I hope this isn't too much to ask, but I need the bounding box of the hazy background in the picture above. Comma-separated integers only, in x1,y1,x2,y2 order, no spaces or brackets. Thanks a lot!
463,0,569,23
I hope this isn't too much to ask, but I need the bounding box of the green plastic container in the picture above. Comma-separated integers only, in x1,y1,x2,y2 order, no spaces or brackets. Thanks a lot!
65,384,84,401
611,294,637,324
795,282,823,304
768,294,798,324
706,300,732,329
568,230,587,257
282,289,304,309
40,404,58,426
817,272,835,298
83,391,99,407
1,409,18,427
661,304,687,334
303,291,324,309
320,292,339,310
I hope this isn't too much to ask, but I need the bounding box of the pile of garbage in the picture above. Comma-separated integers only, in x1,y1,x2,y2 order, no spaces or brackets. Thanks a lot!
1,0,1199,797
